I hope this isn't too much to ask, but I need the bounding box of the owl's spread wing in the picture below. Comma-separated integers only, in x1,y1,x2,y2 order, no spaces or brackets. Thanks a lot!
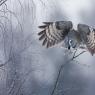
86,28,95,55
77,24,95,55
38,21,73,48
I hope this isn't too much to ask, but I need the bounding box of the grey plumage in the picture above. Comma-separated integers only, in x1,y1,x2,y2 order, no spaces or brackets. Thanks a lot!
38,21,95,55
77,24,95,55
38,21,73,48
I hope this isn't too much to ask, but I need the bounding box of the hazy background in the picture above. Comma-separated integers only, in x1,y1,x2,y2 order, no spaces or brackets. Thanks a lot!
0,0,95,95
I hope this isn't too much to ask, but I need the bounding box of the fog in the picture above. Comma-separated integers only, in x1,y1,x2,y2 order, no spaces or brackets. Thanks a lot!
0,0,95,95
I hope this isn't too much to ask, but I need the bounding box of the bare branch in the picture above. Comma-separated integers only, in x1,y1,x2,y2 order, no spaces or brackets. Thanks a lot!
51,50,86,95
0,0,8,6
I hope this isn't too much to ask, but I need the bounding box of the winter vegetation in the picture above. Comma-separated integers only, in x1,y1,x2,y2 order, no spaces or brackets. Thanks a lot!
0,0,95,95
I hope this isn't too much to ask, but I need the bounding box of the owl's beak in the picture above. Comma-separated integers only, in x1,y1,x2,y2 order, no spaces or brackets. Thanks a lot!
68,45,70,50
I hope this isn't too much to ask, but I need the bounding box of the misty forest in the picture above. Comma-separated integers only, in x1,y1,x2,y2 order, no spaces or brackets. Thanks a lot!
0,0,95,95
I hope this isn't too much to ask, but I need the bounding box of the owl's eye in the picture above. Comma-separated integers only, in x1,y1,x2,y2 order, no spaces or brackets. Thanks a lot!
69,39,77,48
69,40,72,45
67,40,72,50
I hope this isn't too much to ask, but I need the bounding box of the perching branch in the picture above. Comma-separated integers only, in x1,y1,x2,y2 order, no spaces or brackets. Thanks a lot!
51,50,86,95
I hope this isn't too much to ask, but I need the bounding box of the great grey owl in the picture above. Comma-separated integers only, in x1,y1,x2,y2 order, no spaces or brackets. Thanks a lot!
38,21,95,55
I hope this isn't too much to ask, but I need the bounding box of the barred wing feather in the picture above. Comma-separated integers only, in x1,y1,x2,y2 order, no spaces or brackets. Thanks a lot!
38,21,73,48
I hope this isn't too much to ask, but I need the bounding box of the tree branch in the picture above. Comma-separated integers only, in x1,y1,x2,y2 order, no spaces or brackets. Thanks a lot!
51,50,86,95
0,0,8,6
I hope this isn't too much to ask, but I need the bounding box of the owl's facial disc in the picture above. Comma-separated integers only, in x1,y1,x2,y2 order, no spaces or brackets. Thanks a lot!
55,21,73,30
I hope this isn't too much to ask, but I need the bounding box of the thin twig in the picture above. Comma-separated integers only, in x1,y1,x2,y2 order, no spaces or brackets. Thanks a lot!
72,51,86,59
0,0,8,6
51,50,86,95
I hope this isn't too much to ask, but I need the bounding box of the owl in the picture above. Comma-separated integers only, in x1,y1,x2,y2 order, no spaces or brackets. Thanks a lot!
38,21,95,55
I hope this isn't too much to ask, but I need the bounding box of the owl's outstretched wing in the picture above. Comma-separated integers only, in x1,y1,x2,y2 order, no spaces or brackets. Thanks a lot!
85,28,95,55
78,24,95,55
38,21,73,48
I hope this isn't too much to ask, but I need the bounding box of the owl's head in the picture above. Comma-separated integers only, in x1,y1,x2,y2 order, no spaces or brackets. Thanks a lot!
63,30,80,50
55,21,73,30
